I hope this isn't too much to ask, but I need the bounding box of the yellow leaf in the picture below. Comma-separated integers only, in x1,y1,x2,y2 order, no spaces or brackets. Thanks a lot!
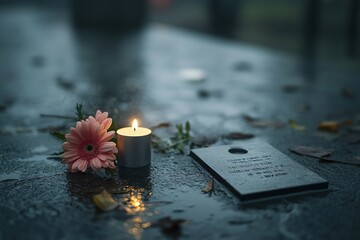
288,119,306,131
92,190,119,211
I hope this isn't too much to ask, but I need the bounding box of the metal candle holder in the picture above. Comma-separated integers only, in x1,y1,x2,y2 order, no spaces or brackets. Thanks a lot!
116,123,152,168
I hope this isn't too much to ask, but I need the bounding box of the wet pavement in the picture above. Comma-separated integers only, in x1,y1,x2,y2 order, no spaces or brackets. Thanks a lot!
0,6,360,240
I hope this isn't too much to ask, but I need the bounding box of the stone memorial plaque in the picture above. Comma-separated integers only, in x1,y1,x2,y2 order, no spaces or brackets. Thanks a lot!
190,141,328,201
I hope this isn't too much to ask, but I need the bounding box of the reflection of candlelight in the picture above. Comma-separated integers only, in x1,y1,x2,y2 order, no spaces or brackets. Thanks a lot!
118,167,153,240
121,187,152,240
124,190,146,214
126,216,152,240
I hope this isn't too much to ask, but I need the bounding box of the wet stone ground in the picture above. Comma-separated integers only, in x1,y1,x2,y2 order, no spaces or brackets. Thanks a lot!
1,6,360,240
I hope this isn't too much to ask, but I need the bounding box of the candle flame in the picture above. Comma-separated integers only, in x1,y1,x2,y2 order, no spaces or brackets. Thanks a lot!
132,119,138,131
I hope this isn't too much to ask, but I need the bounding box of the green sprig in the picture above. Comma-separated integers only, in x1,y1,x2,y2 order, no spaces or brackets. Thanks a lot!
75,103,87,121
152,121,192,154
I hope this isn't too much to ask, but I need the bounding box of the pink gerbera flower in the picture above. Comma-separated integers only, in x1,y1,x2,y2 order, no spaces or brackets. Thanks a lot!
61,110,118,173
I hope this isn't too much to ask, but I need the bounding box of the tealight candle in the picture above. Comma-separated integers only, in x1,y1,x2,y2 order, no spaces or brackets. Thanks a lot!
116,119,152,168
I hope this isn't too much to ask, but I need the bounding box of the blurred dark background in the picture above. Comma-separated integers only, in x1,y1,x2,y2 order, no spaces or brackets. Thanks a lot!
0,0,359,69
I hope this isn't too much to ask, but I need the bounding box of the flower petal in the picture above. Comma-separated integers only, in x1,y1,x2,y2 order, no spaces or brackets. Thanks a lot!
78,160,88,172
62,151,80,159
99,142,117,152
100,131,115,143
101,118,112,131
95,110,102,119
71,159,82,171
70,127,85,141
97,153,116,161
62,155,80,164
90,157,102,170
101,161,109,168
62,142,78,151
65,134,81,144
95,110,108,124
108,160,116,168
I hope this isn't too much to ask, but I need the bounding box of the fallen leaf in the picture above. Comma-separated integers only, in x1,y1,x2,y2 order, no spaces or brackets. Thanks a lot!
288,119,306,131
222,132,254,140
318,120,352,132
289,146,334,159
151,217,186,238
243,115,285,129
92,190,119,211
202,179,214,193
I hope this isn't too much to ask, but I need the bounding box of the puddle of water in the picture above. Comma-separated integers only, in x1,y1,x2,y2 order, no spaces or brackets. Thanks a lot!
155,185,233,222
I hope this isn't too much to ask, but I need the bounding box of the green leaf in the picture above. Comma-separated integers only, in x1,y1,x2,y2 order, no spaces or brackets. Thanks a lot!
51,131,66,141
288,119,306,131
75,103,87,121
185,121,190,133
152,121,192,154
176,124,183,134
50,151,64,156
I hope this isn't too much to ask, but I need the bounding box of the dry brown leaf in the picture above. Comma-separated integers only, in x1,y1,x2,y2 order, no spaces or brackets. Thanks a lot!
92,190,119,211
222,132,254,140
243,115,285,129
318,120,352,132
202,179,214,193
289,146,334,159
288,119,306,131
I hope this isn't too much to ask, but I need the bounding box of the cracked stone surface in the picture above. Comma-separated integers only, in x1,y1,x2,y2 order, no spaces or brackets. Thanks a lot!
0,6,360,240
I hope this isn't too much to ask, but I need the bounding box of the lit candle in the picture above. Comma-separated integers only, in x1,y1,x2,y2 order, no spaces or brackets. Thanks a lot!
116,119,152,168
